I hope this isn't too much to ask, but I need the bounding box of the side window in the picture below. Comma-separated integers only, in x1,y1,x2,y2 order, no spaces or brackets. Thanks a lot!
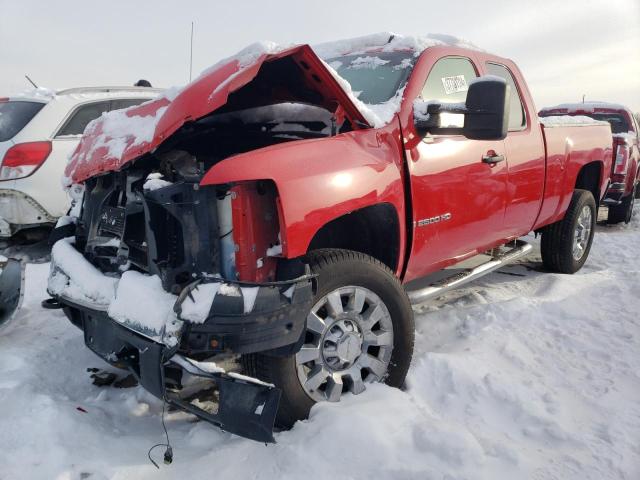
485,63,526,131
421,57,478,104
56,101,112,136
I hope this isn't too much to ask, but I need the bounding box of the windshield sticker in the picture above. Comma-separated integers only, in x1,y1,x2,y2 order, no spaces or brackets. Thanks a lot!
441,75,468,95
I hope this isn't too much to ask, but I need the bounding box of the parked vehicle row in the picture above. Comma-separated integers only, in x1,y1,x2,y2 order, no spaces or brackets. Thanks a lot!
539,102,639,224
40,33,615,442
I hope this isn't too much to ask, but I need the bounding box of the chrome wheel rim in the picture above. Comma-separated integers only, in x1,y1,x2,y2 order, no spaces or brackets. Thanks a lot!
295,286,394,402
573,205,593,260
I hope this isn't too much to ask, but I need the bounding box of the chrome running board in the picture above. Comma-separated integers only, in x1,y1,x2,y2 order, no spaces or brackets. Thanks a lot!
407,240,533,305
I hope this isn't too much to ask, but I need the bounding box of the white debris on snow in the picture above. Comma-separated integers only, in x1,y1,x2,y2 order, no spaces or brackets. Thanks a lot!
48,239,117,307
107,271,181,343
3,215,640,478
142,172,173,191
539,115,609,127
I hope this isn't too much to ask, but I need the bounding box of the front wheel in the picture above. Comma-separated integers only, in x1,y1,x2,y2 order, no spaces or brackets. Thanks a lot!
242,249,414,429
541,189,596,274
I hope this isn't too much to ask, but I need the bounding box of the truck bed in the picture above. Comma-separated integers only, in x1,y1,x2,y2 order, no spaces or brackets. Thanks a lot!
535,121,612,229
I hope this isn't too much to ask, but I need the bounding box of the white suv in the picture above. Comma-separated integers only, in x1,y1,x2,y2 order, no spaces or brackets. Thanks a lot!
0,87,161,240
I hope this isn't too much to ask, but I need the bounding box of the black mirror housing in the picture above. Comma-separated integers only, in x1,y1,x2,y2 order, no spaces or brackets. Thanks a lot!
413,76,510,141
463,77,510,140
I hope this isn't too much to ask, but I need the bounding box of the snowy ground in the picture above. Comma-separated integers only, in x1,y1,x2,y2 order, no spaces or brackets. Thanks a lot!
1,212,639,480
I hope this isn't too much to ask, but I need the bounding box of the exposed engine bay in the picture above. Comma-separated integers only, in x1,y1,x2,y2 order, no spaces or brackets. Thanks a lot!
76,102,339,292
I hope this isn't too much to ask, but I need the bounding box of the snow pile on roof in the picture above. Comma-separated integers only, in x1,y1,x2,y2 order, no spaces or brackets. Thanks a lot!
108,271,182,343
539,115,609,127
541,101,629,113
313,32,480,59
13,86,57,101
48,240,117,307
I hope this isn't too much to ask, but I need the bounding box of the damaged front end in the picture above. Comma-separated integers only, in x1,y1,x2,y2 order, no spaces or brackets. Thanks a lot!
46,42,375,442
49,160,313,441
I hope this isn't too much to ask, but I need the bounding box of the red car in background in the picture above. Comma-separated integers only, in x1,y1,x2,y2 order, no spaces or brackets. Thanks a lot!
540,102,639,224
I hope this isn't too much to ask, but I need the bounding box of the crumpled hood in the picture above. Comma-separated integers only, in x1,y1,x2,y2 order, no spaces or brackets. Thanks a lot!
65,43,372,184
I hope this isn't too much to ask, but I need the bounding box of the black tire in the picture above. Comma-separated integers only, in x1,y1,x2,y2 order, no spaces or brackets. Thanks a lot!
242,249,414,429
541,189,596,274
607,186,636,224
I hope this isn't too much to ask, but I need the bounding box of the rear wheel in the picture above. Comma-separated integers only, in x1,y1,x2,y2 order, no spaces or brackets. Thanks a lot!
607,186,636,224
541,189,596,274
242,249,414,428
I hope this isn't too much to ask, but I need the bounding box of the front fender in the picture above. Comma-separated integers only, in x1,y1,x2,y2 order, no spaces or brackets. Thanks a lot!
200,123,406,260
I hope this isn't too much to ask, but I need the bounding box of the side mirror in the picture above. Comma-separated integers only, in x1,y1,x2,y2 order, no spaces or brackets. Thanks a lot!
414,76,510,141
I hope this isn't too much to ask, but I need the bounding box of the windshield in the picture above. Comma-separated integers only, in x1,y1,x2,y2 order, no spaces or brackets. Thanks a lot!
587,113,630,134
327,52,415,105
0,101,45,142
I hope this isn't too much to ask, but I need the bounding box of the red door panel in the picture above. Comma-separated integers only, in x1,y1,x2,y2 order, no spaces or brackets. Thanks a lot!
404,135,507,281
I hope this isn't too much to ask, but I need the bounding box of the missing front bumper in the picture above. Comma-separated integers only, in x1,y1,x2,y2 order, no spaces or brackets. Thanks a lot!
67,300,281,443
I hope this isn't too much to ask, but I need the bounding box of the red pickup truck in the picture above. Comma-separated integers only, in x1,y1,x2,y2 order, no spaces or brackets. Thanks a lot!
46,33,612,442
540,102,639,223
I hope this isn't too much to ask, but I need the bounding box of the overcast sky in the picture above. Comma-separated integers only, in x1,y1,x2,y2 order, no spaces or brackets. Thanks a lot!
1,0,638,112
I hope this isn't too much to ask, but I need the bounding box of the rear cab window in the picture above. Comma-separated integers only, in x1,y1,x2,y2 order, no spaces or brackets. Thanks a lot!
0,101,46,141
55,98,149,137
485,63,526,131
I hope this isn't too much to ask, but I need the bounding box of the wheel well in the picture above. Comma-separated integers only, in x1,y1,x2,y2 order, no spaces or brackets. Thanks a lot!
575,162,602,204
307,204,400,271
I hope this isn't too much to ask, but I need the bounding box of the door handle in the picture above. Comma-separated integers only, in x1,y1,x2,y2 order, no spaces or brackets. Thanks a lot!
482,152,505,164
